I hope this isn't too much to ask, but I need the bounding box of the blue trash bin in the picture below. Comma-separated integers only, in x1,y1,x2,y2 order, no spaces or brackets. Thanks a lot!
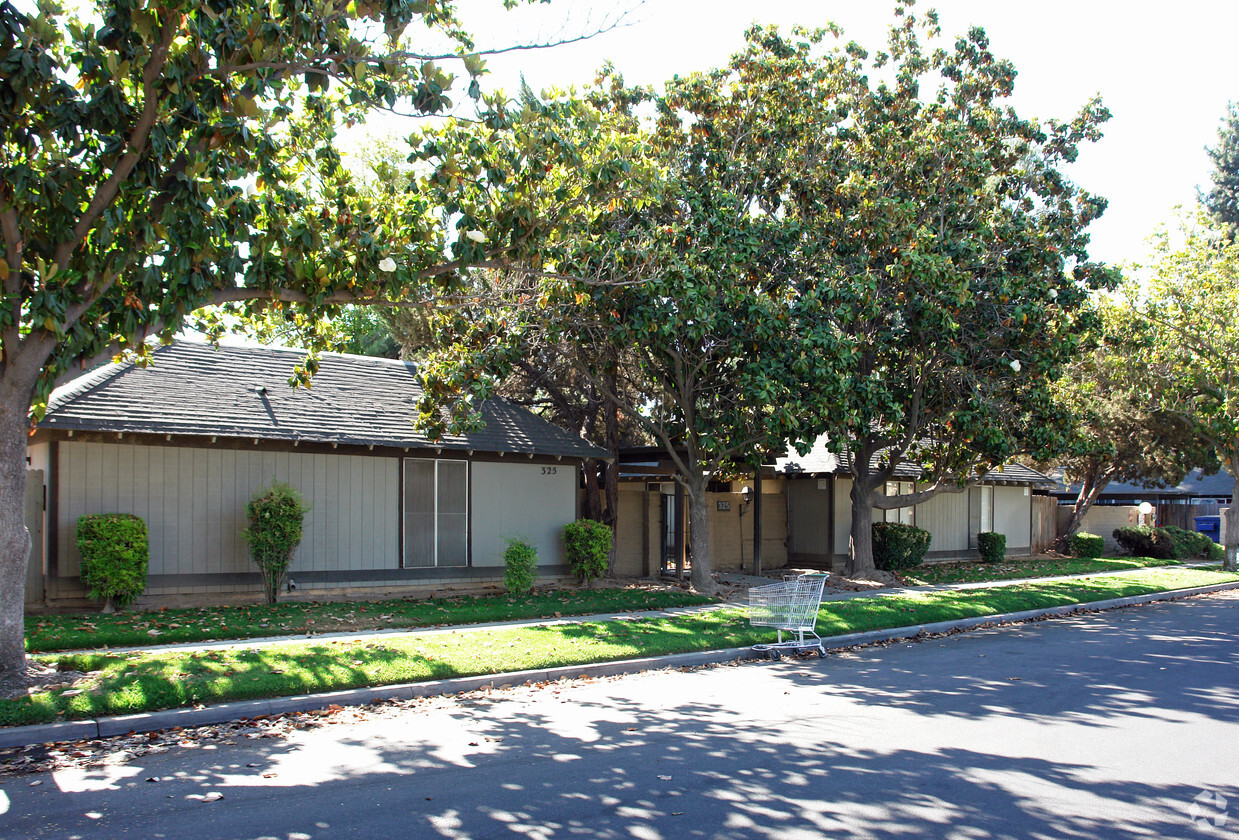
1194,515,1221,544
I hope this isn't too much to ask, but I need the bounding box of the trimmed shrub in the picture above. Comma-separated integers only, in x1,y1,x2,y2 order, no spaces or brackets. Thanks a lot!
1112,525,1174,559
75,513,148,611
872,522,931,571
503,536,538,595
977,531,1006,563
1066,532,1105,559
242,482,310,604
564,519,612,585
1162,525,1223,560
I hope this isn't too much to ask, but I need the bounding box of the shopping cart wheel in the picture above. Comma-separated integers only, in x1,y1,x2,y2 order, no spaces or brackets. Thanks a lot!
816,647,826,658
769,649,782,661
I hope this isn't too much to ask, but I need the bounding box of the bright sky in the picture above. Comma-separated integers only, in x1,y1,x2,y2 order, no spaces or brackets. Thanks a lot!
361,0,1239,268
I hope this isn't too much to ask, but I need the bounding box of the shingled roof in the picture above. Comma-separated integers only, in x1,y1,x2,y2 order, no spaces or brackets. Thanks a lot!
776,435,1053,487
43,341,609,460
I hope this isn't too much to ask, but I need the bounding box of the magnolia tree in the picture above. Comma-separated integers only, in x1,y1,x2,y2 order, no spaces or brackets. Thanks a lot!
1049,298,1214,548
0,0,639,693
416,69,838,594
1130,218,1239,570
751,7,1116,575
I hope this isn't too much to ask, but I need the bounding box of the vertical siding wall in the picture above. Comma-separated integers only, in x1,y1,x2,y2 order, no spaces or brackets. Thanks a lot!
470,461,576,568
914,490,970,554
56,442,399,588
994,485,1032,548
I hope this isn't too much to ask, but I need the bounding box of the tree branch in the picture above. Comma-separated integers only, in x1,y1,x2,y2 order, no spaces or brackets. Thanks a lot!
51,17,181,272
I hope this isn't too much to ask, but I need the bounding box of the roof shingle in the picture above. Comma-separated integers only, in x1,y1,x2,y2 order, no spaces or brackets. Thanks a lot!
43,341,609,460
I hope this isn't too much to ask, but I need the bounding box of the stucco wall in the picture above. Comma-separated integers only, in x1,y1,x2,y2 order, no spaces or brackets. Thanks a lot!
1058,505,1140,553
612,482,788,577
470,461,576,568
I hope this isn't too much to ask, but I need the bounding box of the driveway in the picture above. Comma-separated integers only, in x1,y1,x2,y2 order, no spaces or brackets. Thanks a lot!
2,592,1238,839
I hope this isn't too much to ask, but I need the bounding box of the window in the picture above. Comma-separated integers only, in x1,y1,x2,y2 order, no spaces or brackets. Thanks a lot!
969,485,995,548
403,459,468,567
884,481,916,525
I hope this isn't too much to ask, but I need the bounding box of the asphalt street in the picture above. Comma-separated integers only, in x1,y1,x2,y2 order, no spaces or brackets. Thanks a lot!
2,592,1238,840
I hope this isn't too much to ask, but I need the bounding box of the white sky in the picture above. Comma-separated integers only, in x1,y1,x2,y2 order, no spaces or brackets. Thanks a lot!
358,0,1239,267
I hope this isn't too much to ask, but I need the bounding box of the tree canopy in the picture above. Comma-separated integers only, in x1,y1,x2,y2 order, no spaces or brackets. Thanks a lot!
0,0,642,692
1048,298,1215,547
1202,102,1239,238
1127,216,1239,570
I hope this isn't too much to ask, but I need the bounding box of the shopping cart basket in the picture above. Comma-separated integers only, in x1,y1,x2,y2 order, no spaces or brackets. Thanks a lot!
748,574,828,660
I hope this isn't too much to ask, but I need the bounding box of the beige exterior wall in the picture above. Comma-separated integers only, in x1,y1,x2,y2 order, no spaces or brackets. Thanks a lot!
994,485,1032,549
612,481,788,577
55,441,400,587
613,483,656,578
1058,505,1140,553
706,484,787,572
914,490,970,555
470,461,576,567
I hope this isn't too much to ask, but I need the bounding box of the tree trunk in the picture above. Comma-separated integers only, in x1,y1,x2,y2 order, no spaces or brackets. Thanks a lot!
582,459,603,522
1053,464,1116,553
602,385,620,576
685,474,718,594
0,397,32,695
1225,463,1238,573
751,467,763,576
846,475,882,578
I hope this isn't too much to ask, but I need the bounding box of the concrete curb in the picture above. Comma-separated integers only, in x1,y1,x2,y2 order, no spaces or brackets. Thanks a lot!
4,579,1237,750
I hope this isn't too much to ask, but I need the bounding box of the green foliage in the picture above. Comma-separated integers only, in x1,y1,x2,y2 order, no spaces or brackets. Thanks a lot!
1128,216,1239,570
1048,300,1216,545
75,514,149,610
1067,532,1105,559
1162,526,1221,560
1203,102,1239,238
563,520,612,585
243,482,310,605
871,522,932,571
1112,526,1175,560
502,536,538,596
976,532,1007,564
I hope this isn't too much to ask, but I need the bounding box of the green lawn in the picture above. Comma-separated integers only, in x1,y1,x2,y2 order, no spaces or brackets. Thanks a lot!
25,588,716,653
4,566,1235,728
903,555,1183,586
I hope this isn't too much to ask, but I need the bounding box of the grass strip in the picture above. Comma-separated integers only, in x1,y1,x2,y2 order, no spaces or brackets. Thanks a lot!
26,588,716,653
4,566,1236,729
903,555,1183,586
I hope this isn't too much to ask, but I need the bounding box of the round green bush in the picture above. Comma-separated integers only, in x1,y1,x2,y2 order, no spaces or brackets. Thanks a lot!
75,513,149,611
503,536,539,595
243,481,310,604
977,531,1006,563
872,522,932,571
1066,531,1105,559
563,519,612,584
1112,525,1175,559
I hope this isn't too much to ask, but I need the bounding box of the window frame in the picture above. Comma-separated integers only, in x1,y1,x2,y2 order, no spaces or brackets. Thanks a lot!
401,457,470,569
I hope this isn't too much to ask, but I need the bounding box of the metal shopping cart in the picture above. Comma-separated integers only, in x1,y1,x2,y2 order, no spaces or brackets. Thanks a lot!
748,574,828,660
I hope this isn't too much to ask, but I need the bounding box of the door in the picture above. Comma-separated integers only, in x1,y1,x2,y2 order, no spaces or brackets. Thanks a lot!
25,469,44,604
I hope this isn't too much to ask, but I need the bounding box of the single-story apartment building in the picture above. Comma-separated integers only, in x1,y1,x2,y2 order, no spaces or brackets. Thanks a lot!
610,439,1055,577
25,341,608,607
